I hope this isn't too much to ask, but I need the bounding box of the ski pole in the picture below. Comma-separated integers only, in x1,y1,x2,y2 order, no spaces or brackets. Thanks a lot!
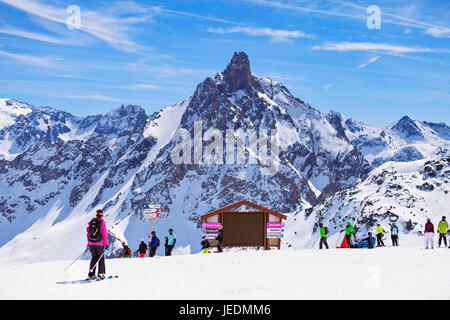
61,245,88,273
335,232,344,248
107,230,123,242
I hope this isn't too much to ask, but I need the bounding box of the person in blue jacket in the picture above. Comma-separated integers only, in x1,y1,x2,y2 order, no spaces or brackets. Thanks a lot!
149,231,160,257
165,228,176,256
357,232,376,249
201,236,210,253
390,223,400,246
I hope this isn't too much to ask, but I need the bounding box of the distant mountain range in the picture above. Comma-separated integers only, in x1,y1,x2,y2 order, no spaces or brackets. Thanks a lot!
0,52,448,262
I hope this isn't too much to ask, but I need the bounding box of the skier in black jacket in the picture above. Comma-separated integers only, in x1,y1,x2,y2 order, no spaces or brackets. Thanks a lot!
216,225,224,253
138,239,147,258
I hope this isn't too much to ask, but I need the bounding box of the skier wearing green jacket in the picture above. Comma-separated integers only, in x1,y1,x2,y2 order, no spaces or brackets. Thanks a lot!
319,223,329,249
438,216,449,248
341,222,355,248
376,224,385,247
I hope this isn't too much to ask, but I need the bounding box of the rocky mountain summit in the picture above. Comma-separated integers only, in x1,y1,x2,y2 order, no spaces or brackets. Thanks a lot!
0,52,448,261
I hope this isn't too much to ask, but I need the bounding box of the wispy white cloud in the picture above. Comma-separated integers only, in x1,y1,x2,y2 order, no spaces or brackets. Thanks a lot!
358,56,380,69
313,42,446,54
424,27,450,38
64,94,120,101
244,0,365,21
245,0,450,39
150,5,243,25
0,0,152,53
428,91,450,99
333,0,450,38
0,49,63,68
323,83,334,90
0,26,68,44
206,26,314,41
126,83,161,90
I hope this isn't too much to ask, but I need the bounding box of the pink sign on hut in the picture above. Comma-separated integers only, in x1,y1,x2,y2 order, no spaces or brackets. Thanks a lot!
202,223,222,239
266,222,284,238
267,222,285,228
202,223,222,229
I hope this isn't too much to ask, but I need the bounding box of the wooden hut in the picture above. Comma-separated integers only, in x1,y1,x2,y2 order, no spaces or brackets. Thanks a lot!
200,200,287,250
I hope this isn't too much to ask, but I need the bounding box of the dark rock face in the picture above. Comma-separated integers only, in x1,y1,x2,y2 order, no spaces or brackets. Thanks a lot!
220,51,263,94
223,52,252,91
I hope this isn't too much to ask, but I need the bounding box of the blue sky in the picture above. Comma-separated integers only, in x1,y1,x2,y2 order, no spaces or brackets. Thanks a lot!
0,0,448,127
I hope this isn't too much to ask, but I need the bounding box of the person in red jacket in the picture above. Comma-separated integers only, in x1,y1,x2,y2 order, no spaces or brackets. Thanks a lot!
86,209,109,279
424,218,435,249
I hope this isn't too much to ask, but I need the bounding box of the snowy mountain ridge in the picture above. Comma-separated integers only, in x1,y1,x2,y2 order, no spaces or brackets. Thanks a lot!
0,52,448,264
332,112,450,168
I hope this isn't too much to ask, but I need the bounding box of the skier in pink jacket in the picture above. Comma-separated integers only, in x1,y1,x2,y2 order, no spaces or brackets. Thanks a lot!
86,209,109,279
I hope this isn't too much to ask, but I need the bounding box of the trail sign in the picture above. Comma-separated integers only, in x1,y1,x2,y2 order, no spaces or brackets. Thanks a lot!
144,203,162,234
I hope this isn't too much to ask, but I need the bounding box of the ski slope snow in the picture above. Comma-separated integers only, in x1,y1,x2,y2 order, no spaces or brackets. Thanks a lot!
2,246,450,300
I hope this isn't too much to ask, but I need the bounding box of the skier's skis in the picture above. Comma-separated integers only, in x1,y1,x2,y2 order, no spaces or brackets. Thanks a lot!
56,278,96,285
56,275,118,285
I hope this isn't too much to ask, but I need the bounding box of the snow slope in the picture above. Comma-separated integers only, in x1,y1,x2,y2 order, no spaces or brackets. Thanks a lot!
291,154,450,250
0,99,33,130
2,247,450,300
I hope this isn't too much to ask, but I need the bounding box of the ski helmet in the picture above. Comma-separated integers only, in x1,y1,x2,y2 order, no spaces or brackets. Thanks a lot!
96,209,103,218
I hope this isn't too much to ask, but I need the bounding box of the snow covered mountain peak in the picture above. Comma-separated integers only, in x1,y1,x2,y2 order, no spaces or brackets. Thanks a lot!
390,115,424,140
0,53,448,263
97,104,147,136
0,99,34,130
337,112,449,168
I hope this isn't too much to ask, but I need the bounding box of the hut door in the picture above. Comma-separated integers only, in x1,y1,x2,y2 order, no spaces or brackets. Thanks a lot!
223,212,265,246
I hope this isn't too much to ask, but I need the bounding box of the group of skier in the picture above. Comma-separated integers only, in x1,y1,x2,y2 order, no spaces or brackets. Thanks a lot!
85,209,177,280
85,208,450,280
318,216,450,250
133,229,176,258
